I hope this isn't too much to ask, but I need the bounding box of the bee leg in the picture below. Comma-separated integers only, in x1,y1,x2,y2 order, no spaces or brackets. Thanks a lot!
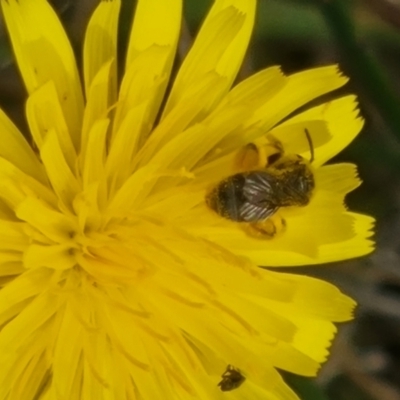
266,134,284,154
244,215,286,239
245,220,277,239
235,142,281,171
235,143,261,170
264,134,284,167
235,134,284,171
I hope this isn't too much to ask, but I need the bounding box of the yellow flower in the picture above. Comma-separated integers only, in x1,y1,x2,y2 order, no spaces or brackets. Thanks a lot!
0,0,373,399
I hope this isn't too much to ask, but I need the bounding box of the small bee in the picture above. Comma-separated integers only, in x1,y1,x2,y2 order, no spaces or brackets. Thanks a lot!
206,130,315,235
218,365,245,392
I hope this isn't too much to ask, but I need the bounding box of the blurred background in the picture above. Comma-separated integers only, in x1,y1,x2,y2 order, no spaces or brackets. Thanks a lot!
0,0,399,399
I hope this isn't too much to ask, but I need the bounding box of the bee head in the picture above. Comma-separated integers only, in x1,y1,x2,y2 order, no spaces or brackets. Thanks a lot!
269,128,314,167
269,153,309,170
281,162,315,206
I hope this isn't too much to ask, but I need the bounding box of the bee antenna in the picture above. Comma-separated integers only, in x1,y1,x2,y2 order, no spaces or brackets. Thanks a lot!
304,129,314,163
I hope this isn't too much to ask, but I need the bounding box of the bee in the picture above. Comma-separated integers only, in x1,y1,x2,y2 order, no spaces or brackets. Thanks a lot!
218,365,245,392
206,129,315,236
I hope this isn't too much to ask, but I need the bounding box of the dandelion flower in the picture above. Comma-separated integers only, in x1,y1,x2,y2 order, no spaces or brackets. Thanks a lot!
0,0,374,399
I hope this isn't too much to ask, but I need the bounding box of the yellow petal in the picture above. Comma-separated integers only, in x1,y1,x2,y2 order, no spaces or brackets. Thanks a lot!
0,220,28,252
0,108,45,184
106,164,164,217
0,198,15,220
192,67,346,170
112,46,170,142
163,0,256,118
81,60,115,158
235,373,300,400
269,120,332,163
280,273,356,321
0,270,58,343
277,95,364,166
0,268,53,324
251,66,348,130
149,106,252,174
82,330,115,395
214,67,286,111
134,71,229,168
40,130,80,211
24,244,77,271
106,105,148,196
267,342,320,376
0,333,46,399
0,157,57,211
81,119,109,189
26,81,77,170
187,202,374,267
229,211,375,266
148,71,302,192
83,0,120,96
1,0,84,149
314,212,375,263
114,0,182,141
269,163,362,255
126,0,181,66
0,261,24,277
196,67,288,163
246,274,355,364
208,0,256,78
315,163,361,195
289,318,336,364
52,305,84,398
72,184,104,233
16,197,78,244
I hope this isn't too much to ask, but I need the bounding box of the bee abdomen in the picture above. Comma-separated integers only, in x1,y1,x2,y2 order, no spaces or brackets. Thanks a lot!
206,174,247,221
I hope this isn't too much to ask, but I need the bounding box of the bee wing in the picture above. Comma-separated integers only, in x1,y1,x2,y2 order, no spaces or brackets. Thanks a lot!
239,172,278,222
240,202,277,222
242,172,275,200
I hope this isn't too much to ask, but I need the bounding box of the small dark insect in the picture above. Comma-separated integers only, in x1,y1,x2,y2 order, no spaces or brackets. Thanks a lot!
218,365,245,392
206,129,315,232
